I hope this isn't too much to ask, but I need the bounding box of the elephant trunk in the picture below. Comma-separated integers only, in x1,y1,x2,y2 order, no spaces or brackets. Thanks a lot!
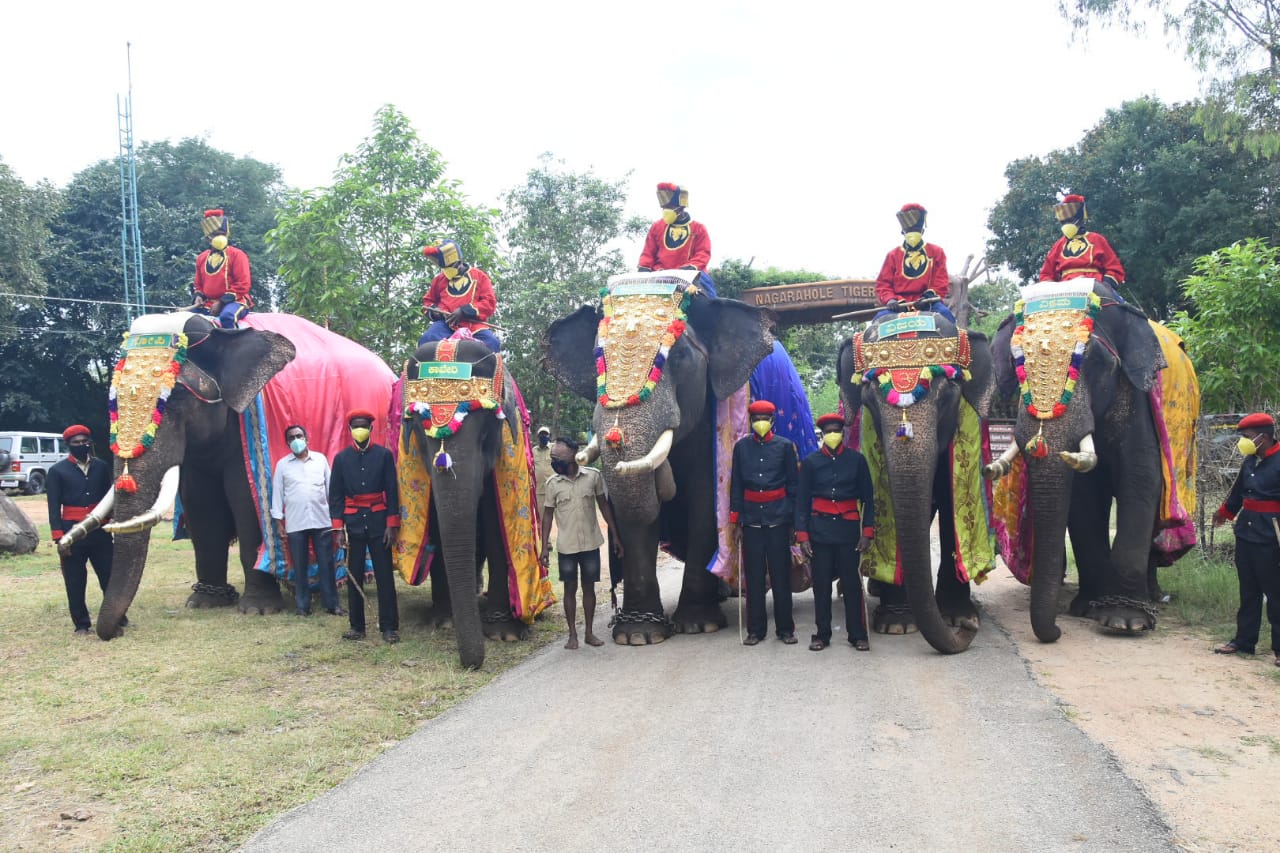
1028,459,1073,643
96,466,180,640
431,467,488,670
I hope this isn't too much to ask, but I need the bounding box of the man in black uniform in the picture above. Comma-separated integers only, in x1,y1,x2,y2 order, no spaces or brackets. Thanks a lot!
329,409,401,643
796,413,876,652
729,399,799,645
1213,412,1280,667
47,425,119,635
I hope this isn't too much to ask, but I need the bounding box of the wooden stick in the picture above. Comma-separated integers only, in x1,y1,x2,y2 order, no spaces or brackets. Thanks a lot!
831,296,941,321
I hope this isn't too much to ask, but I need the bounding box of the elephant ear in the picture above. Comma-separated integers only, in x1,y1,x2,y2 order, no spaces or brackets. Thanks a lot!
685,297,776,400
183,326,297,413
990,313,1019,399
542,305,602,402
501,370,520,447
1097,304,1166,393
836,338,861,416
961,331,996,417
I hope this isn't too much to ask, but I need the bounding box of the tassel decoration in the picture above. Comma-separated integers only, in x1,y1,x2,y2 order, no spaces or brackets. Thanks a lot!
895,411,913,440
604,419,623,447
433,443,453,471
115,462,138,493
1025,426,1049,458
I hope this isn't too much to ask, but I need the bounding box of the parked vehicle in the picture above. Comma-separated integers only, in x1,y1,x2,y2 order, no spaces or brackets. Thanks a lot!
0,431,68,495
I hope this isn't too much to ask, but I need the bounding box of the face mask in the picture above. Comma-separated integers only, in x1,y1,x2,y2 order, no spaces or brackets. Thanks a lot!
1238,436,1258,456
350,427,371,444
751,420,772,437
822,432,842,450
903,231,923,248
538,434,550,447
662,209,678,225
441,266,459,280
70,444,92,461
550,458,571,475
211,235,228,251
1061,223,1079,239
289,437,308,455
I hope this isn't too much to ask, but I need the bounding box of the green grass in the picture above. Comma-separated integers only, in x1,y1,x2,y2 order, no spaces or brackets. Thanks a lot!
1160,547,1272,652
0,497,560,852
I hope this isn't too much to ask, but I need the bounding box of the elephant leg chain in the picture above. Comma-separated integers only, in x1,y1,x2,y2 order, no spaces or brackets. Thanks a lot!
191,581,240,602
1088,594,1159,620
608,608,673,634
481,608,515,623
879,603,913,616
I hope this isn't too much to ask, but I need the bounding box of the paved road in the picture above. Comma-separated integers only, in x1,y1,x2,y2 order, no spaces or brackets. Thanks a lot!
242,562,1173,853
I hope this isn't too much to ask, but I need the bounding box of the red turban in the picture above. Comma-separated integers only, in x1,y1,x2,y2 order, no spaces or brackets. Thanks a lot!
747,400,776,417
1237,413,1275,431
62,424,91,441
816,413,845,429
346,409,376,424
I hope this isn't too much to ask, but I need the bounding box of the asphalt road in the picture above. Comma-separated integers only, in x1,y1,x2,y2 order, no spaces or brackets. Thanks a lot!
241,561,1173,853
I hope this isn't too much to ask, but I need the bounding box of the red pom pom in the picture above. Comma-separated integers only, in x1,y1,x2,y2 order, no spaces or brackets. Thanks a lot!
115,473,138,493
604,427,623,446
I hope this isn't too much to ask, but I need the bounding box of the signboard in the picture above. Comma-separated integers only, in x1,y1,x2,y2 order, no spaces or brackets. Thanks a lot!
1025,294,1089,314
609,282,679,297
123,333,180,350
878,315,937,338
417,361,473,380
740,279,878,326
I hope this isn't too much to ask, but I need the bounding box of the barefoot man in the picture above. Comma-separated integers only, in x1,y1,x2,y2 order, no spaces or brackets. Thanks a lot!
540,436,623,649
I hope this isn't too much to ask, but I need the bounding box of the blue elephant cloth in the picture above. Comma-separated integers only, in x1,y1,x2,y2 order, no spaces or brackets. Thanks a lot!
749,341,819,460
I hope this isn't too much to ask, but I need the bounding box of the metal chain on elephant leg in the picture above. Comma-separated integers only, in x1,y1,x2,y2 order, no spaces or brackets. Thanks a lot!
481,608,515,624
190,582,240,602
879,604,913,616
1088,594,1159,621
607,608,673,632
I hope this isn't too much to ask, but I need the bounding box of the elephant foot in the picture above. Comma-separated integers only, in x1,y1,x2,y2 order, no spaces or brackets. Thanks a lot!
938,596,981,629
611,609,673,645
872,604,918,635
481,610,529,642
186,582,240,609
671,602,727,635
1094,607,1156,634
237,590,286,616
1068,592,1097,618
424,606,453,629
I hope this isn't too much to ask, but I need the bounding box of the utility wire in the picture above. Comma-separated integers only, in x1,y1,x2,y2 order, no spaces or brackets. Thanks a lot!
0,291,191,310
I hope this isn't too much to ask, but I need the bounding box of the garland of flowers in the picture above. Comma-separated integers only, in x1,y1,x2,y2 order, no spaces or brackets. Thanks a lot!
407,398,500,439
594,285,693,409
862,364,966,407
108,332,189,459
1010,293,1101,421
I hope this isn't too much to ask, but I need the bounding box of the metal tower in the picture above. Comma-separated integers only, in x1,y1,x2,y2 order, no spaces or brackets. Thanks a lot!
117,42,145,321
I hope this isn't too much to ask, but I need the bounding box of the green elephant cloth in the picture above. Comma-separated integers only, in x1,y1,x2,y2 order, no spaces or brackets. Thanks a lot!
857,400,997,586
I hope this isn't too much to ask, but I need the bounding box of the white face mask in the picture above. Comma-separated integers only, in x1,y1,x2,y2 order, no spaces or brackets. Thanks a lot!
289,437,307,454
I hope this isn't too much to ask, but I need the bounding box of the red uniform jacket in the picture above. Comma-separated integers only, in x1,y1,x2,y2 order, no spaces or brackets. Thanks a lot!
1038,231,1125,284
638,218,711,272
422,268,497,332
194,245,253,307
875,243,949,305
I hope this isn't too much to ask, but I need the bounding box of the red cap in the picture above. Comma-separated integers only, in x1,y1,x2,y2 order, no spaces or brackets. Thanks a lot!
816,413,844,429
1063,194,1085,204
203,209,224,218
747,400,776,417
62,424,91,441
1237,413,1275,430
346,408,376,424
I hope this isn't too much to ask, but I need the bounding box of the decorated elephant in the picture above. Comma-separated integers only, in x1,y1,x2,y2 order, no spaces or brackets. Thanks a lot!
836,305,996,654
59,312,396,640
393,336,555,670
985,281,1198,642
543,271,775,644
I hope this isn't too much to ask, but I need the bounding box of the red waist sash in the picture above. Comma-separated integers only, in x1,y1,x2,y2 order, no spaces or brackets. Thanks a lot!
745,487,786,503
345,492,387,513
812,497,860,520
61,504,96,523
1243,498,1280,513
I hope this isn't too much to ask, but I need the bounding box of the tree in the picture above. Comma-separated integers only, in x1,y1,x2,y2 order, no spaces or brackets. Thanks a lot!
268,105,498,366
1062,0,1280,155
1170,238,1280,411
966,275,1022,338
986,97,1280,319
499,154,647,432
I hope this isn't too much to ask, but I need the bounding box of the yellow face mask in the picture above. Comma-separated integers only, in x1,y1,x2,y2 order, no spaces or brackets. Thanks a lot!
1061,223,1079,239
210,235,228,251
822,432,842,450
350,427,372,444
441,266,459,280
904,232,923,248
751,419,772,437
662,209,679,225
1238,436,1258,456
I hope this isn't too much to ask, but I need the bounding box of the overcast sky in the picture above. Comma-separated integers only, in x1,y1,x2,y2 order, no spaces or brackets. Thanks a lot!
2,1,1203,279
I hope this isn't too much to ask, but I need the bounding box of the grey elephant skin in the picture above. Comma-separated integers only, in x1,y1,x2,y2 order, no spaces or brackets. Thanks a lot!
543,295,774,644
401,338,525,670
96,315,295,639
837,310,995,654
991,288,1170,642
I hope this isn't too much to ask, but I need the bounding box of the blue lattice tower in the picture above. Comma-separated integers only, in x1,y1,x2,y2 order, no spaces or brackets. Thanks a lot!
117,43,145,322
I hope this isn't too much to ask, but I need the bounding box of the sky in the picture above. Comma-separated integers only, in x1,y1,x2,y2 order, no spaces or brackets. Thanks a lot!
1,1,1205,280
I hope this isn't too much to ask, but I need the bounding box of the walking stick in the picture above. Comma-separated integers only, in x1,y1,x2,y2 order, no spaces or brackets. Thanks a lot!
336,536,369,606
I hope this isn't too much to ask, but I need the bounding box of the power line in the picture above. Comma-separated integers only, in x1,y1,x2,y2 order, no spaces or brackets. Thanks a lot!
0,292,190,310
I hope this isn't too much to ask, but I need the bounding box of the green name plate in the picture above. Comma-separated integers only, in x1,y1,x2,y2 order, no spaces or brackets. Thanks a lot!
610,282,679,297
1025,294,1088,314
878,315,937,338
418,361,472,380
123,333,179,350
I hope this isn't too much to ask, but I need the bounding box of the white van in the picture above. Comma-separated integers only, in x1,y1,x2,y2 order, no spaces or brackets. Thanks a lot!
0,431,68,495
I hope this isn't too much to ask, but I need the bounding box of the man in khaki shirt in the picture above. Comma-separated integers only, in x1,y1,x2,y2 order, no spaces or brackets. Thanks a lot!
540,437,623,649
532,426,554,504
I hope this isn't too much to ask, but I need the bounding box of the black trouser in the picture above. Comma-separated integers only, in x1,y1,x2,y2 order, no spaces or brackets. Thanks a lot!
811,541,866,643
743,524,793,638
60,529,113,630
346,530,399,633
1232,538,1280,654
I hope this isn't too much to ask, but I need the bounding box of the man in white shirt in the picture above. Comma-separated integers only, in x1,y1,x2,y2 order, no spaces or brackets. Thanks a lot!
271,424,343,617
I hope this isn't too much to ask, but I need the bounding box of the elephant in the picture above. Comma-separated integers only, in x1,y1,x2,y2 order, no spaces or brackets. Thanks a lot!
543,273,775,644
836,306,996,654
394,337,553,670
59,312,396,640
985,280,1197,642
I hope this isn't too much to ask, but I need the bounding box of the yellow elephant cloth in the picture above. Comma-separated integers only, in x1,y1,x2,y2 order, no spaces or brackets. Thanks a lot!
857,400,997,586
394,412,555,624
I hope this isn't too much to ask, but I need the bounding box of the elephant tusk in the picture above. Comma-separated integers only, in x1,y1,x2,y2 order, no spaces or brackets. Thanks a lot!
1060,433,1098,472
576,435,600,467
614,429,674,476
57,487,117,554
982,442,1020,481
104,465,181,534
